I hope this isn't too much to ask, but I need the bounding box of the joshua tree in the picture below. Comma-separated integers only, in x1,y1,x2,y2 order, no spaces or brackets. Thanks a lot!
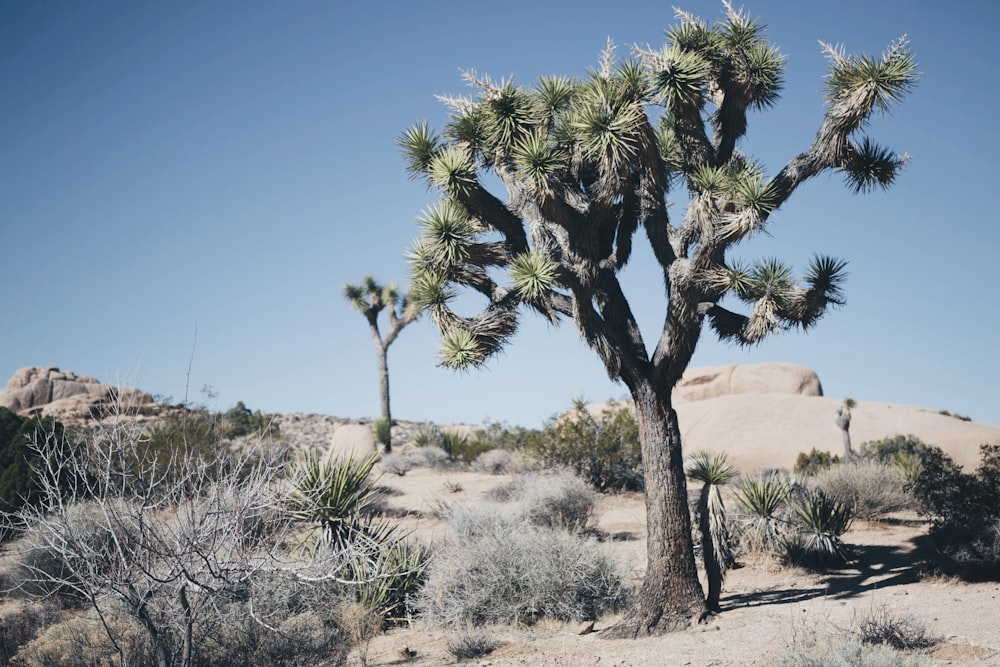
686,451,738,612
400,4,915,635
835,396,857,459
344,276,420,452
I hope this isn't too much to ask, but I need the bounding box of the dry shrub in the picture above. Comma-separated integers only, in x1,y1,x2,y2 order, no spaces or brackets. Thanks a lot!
770,637,934,667
336,601,382,667
853,604,936,651
418,503,625,627
446,629,498,659
0,600,63,665
470,448,527,475
486,469,595,532
811,461,912,521
11,612,152,667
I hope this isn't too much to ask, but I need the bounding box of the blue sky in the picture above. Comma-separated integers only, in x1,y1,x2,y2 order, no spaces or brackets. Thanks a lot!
3,0,998,428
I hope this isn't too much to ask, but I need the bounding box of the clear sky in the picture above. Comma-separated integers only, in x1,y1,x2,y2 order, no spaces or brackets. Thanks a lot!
3,0,998,428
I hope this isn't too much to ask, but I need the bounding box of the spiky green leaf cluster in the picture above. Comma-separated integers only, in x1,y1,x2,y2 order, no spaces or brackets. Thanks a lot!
439,327,484,370
686,450,738,485
805,255,848,306
398,121,440,179
415,199,475,266
428,146,477,197
842,138,908,193
733,472,790,519
823,36,918,117
286,451,382,550
513,130,566,193
510,250,559,301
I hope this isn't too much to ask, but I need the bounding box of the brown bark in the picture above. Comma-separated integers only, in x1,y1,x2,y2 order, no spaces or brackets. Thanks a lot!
605,384,708,637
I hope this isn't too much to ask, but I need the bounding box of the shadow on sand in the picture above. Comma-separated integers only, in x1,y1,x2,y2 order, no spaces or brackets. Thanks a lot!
723,538,923,611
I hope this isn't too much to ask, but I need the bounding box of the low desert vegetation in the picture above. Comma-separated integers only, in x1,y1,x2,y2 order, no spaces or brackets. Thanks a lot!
909,443,1000,579
523,399,643,492
732,471,855,568
0,397,424,667
810,460,913,521
417,471,625,627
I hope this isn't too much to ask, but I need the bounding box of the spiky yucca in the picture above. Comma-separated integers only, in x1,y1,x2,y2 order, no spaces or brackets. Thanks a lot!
400,3,916,635
686,451,738,611
789,488,854,566
732,471,792,557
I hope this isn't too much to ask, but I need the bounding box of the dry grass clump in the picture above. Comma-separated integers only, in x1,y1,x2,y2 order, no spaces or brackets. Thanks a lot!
446,629,499,659
769,637,935,667
852,604,937,651
810,461,912,521
417,501,625,627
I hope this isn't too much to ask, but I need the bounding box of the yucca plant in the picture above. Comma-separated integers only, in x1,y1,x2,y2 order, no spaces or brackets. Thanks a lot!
732,472,792,557
285,451,383,550
790,488,854,566
686,451,738,611
345,521,428,625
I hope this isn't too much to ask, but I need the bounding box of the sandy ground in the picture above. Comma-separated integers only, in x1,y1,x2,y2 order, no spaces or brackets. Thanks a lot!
356,468,1000,667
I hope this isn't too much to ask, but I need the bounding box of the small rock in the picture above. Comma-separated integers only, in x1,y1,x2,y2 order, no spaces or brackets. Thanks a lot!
576,620,595,635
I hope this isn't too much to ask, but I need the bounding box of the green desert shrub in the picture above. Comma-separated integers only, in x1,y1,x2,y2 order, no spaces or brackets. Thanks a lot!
373,417,391,449
0,408,66,522
794,447,840,476
418,503,625,626
811,460,912,520
285,452,427,622
909,444,1000,578
858,434,930,465
524,400,642,491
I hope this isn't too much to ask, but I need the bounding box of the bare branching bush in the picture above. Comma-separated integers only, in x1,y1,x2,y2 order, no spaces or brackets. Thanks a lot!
1,396,363,667
811,461,913,520
418,503,625,626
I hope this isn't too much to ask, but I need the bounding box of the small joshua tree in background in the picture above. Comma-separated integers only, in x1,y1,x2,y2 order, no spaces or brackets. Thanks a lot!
686,451,738,612
345,276,421,452
835,397,857,459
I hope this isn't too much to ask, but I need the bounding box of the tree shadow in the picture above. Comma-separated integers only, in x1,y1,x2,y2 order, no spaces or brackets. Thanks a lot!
722,540,922,611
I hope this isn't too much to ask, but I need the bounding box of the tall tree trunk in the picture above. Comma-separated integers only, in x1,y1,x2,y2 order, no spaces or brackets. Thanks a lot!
375,343,392,453
606,384,707,636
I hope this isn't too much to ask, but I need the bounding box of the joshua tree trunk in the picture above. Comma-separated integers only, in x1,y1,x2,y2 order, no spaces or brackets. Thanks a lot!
698,485,724,612
607,384,707,636
836,404,853,459
375,342,392,452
